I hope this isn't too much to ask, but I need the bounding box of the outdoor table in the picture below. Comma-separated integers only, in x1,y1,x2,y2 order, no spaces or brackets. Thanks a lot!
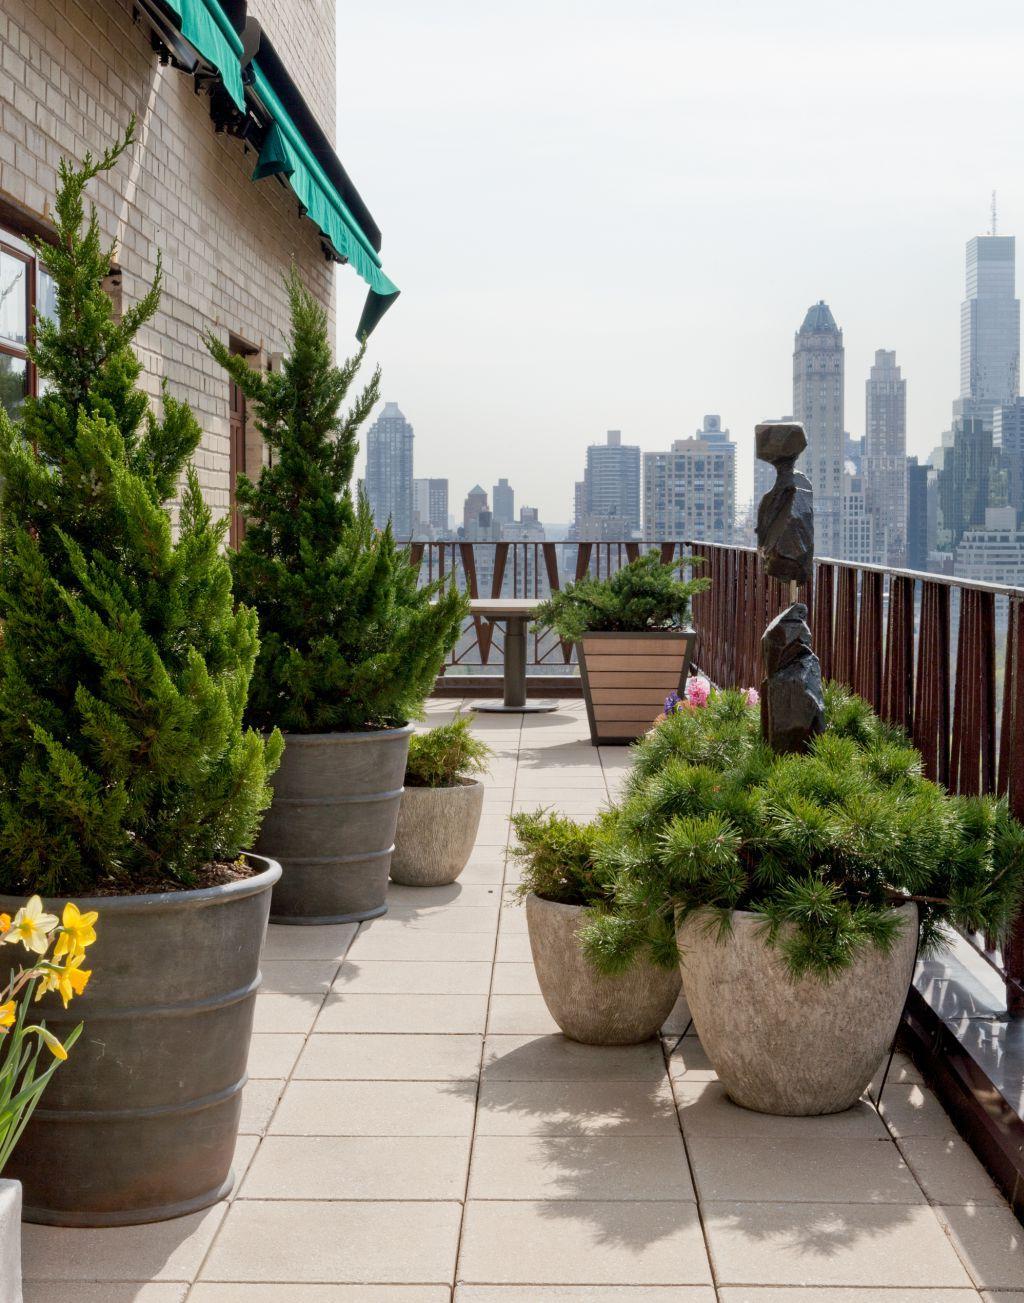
468,598,558,713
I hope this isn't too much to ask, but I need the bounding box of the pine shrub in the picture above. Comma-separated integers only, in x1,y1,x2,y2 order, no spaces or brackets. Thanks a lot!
581,683,1024,979
0,125,281,897
208,270,467,733
510,809,621,908
532,551,709,643
405,714,491,788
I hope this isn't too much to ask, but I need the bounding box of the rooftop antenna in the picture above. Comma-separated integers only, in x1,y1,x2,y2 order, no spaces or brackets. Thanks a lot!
991,190,998,236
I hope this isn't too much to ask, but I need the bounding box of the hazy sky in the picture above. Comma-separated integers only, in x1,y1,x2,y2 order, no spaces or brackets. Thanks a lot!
336,0,1024,523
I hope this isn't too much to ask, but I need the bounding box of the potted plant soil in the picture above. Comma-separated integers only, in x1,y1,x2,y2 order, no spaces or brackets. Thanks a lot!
0,895,95,1298
0,127,282,1224
210,274,466,924
584,683,1024,1115
532,551,709,746
391,715,491,887
511,809,681,1044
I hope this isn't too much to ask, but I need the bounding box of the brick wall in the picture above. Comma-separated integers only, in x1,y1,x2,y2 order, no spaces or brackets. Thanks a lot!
0,0,340,521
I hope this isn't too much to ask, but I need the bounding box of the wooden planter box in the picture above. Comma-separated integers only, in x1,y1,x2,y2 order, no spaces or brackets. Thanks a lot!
577,629,696,746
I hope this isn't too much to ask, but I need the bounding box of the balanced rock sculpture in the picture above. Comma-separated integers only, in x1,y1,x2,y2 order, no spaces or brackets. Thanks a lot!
755,421,814,586
755,421,824,753
760,603,825,754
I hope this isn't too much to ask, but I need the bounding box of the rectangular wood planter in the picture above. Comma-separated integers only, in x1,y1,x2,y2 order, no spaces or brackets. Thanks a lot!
577,629,696,745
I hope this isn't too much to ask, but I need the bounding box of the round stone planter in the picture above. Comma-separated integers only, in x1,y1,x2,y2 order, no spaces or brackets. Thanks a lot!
526,893,681,1044
256,726,413,923
0,854,280,1226
0,1180,21,1303
678,904,919,1115
390,779,484,887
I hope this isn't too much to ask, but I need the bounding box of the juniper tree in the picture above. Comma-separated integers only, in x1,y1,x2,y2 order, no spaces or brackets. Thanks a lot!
581,683,1024,980
208,269,466,733
0,122,281,897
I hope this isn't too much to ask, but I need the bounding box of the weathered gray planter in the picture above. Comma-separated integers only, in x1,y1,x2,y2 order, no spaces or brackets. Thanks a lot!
0,854,279,1226
257,726,413,923
0,1180,21,1303
391,779,484,887
678,904,919,1115
526,893,681,1044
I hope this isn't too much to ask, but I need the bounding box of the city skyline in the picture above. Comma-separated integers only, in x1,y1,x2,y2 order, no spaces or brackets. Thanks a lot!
343,0,1024,523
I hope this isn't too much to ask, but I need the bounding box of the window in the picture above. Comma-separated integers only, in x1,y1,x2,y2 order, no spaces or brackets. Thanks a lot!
0,225,55,419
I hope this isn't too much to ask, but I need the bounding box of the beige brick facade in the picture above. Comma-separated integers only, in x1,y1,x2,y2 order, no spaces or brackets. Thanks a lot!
0,0,340,522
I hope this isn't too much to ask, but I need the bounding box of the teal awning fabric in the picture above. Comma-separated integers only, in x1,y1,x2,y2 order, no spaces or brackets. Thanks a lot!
162,0,246,111
251,65,399,307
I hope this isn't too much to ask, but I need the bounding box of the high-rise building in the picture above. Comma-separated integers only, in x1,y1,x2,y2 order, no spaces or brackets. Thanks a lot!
938,415,993,547
955,506,1024,585
906,456,932,571
793,302,845,556
642,435,735,543
862,349,908,564
412,477,448,537
365,402,414,537
492,478,515,527
575,430,641,535
695,414,730,445
955,235,1020,426
994,397,1024,522
462,484,489,536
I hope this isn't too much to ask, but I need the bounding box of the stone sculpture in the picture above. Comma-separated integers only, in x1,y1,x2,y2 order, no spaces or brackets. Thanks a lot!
755,421,814,585
760,603,825,754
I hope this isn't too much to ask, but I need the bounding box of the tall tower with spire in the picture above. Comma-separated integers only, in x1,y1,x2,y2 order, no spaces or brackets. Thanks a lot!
955,233,1019,425
793,301,845,556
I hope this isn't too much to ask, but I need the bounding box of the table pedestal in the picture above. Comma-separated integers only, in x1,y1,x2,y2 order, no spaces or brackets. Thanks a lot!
471,615,558,714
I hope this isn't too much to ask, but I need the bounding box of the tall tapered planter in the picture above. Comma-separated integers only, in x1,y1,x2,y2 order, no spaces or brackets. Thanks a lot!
0,855,279,1226
258,726,413,923
577,629,696,745
679,905,918,1115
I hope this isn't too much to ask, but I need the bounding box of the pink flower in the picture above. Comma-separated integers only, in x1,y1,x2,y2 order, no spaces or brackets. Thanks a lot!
684,675,711,708
745,687,760,707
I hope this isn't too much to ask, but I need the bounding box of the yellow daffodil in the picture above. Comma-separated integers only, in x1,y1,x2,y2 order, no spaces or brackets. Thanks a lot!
0,914,10,935
0,1001,15,1030
26,1025,68,1061
5,896,59,955
52,902,98,961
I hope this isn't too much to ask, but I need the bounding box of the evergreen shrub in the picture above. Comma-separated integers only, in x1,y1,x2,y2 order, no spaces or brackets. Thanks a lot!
0,125,281,897
209,269,467,734
581,683,1024,980
532,551,709,643
404,715,491,788
510,809,621,908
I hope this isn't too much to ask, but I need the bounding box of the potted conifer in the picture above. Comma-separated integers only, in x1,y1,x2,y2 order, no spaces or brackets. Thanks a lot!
209,275,466,923
0,127,281,1224
532,552,709,746
511,809,681,1044
391,714,491,887
584,684,1024,1114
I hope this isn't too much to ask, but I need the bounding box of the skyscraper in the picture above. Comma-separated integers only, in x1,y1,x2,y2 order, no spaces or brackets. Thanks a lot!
862,349,908,564
462,484,489,535
906,456,931,571
412,477,449,537
793,302,844,556
642,435,735,543
955,235,1020,425
994,397,1024,522
492,478,515,527
575,430,641,535
365,401,414,537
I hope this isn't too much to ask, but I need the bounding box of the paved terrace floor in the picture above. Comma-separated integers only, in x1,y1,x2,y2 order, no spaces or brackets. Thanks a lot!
19,699,1024,1301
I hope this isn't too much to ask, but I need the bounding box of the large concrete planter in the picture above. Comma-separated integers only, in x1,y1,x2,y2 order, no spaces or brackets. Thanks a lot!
0,854,279,1226
526,893,681,1044
577,629,696,745
257,726,413,923
0,1180,21,1303
678,905,919,1115
390,779,484,886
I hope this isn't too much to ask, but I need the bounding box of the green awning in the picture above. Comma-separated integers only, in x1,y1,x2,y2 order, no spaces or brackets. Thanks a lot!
161,0,246,111
251,65,399,308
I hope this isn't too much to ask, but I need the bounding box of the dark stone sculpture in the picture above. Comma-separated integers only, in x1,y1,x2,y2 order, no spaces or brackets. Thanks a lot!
755,421,814,585
760,603,825,754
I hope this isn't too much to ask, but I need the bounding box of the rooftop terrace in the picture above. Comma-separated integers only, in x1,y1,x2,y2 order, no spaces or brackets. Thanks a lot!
18,700,1024,1300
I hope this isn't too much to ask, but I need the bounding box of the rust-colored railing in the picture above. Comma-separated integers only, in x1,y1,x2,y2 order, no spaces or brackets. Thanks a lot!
686,540,1024,1014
